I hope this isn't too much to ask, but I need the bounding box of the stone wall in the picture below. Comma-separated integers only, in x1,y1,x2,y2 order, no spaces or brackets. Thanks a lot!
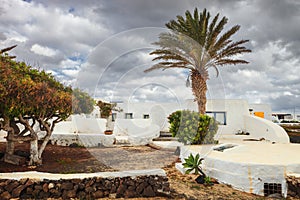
287,175,300,198
0,175,170,199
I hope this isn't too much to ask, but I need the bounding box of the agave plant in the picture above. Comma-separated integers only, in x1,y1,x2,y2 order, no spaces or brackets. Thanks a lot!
183,153,205,176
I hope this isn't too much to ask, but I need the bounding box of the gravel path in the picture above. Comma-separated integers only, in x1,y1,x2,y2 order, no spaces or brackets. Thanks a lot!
88,146,178,171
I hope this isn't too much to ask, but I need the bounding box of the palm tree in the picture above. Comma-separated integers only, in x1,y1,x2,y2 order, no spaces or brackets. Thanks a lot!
145,8,251,114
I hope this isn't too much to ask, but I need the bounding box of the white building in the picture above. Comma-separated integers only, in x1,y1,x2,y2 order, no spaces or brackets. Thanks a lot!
113,99,289,144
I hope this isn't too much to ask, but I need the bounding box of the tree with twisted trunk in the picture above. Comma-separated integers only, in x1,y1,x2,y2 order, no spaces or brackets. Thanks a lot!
0,45,92,165
145,8,251,114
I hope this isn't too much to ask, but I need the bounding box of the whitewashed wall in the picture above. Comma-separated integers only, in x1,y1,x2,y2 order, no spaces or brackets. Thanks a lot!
186,99,251,136
117,99,252,135
249,103,273,121
115,101,184,131
244,115,290,143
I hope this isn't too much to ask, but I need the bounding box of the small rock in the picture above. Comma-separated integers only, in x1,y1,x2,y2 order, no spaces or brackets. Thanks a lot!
267,193,282,198
104,180,112,189
72,179,81,184
25,179,34,187
64,189,77,198
48,183,55,190
78,183,85,190
136,182,147,194
143,185,155,197
109,193,117,198
39,191,50,199
42,183,49,192
110,184,117,193
26,187,33,195
61,182,73,190
34,185,43,191
93,190,104,198
195,175,205,184
125,189,137,198
77,191,86,199
127,180,135,186
12,185,26,198
116,184,127,195
19,178,28,185
4,181,19,192
0,191,11,200
85,186,94,193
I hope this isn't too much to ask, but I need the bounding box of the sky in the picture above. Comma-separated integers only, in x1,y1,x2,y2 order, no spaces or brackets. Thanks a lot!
0,0,300,113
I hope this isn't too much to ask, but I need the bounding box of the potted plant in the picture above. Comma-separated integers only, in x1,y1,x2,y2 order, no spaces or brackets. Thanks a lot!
104,130,113,135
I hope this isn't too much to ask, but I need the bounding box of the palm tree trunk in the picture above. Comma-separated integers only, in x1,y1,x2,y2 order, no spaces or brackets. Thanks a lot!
191,70,207,114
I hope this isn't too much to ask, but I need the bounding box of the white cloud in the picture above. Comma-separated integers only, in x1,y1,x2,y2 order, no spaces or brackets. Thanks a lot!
31,44,58,57
1,0,300,113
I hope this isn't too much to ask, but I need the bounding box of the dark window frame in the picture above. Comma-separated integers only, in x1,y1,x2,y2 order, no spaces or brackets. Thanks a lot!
111,113,117,122
125,113,133,119
206,111,227,125
143,114,150,119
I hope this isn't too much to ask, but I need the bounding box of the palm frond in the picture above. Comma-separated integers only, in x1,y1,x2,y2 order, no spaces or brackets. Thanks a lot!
144,63,192,73
215,59,249,66
0,45,17,54
146,7,251,77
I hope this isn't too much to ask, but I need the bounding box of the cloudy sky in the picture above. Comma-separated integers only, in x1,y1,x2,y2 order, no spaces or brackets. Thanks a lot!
0,0,300,113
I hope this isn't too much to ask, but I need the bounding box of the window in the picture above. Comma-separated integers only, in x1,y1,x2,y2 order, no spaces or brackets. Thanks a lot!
125,113,133,119
112,113,117,122
264,183,282,197
206,111,227,125
143,114,150,119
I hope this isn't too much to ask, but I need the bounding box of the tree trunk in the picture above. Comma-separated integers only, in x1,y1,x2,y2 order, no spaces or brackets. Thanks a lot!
6,131,14,155
29,139,41,165
37,119,52,159
5,120,20,155
18,115,42,165
191,70,208,114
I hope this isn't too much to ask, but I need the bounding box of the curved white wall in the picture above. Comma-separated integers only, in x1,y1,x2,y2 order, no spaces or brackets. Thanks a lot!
244,115,290,143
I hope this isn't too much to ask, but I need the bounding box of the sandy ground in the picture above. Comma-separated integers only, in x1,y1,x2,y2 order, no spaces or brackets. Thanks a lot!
0,142,297,199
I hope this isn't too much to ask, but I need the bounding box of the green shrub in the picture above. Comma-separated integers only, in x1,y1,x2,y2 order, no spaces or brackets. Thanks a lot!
168,110,218,145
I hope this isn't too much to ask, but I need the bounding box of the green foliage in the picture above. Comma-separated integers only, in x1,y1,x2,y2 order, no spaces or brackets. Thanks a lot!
0,48,73,121
72,88,95,114
183,153,204,175
204,176,213,186
168,110,218,145
0,45,75,165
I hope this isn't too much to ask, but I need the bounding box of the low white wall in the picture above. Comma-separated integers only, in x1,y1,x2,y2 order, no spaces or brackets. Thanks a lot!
113,119,152,136
244,115,290,143
73,115,107,134
113,119,160,145
50,133,115,147
179,146,289,197
204,158,287,197
53,116,107,134
54,121,76,133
